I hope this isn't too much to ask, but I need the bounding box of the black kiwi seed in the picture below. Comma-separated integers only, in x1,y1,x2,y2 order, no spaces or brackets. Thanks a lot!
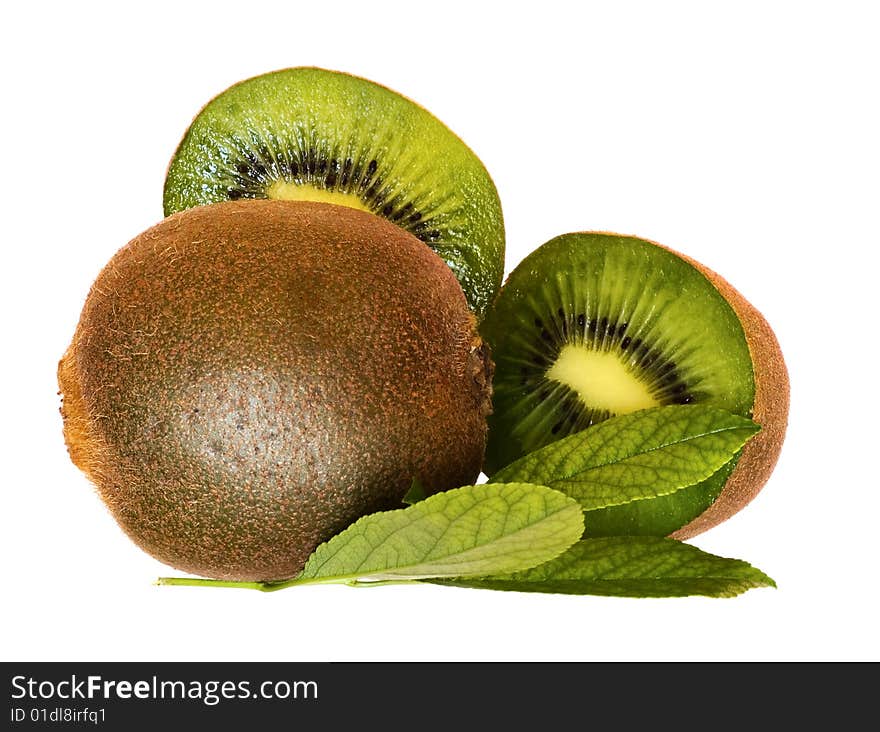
347,159,361,186
392,202,413,222
359,164,376,192
375,189,394,210
340,158,353,185
366,182,381,201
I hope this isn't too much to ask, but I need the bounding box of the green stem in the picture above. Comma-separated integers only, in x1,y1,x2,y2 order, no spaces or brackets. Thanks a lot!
156,577,287,591
156,575,422,592
345,579,422,588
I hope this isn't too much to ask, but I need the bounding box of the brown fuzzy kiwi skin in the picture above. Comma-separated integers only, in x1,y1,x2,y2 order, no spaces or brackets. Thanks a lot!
669,251,789,539
58,200,493,582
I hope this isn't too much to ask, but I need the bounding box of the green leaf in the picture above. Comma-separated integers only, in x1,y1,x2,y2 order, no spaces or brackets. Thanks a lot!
298,482,584,583
492,405,759,512
435,537,776,598
158,483,584,592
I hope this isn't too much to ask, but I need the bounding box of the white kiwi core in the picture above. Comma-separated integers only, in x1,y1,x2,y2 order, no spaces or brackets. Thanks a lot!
545,344,660,414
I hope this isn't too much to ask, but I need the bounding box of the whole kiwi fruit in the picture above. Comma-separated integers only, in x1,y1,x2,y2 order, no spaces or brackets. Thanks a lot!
58,200,493,581
481,232,788,538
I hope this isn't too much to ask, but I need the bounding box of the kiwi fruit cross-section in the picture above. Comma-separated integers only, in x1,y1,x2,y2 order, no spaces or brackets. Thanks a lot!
58,200,493,582
163,67,505,317
481,232,789,538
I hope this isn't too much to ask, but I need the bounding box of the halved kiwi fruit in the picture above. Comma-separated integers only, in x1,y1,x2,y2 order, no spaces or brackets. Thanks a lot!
481,232,788,538
58,200,493,582
163,67,505,316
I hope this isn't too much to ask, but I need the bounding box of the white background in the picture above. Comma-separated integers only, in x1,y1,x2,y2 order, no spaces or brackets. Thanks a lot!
3,1,877,661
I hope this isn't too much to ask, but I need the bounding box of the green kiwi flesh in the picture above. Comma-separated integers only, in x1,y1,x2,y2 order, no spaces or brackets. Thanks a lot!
481,232,756,536
163,67,505,317
58,200,492,582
